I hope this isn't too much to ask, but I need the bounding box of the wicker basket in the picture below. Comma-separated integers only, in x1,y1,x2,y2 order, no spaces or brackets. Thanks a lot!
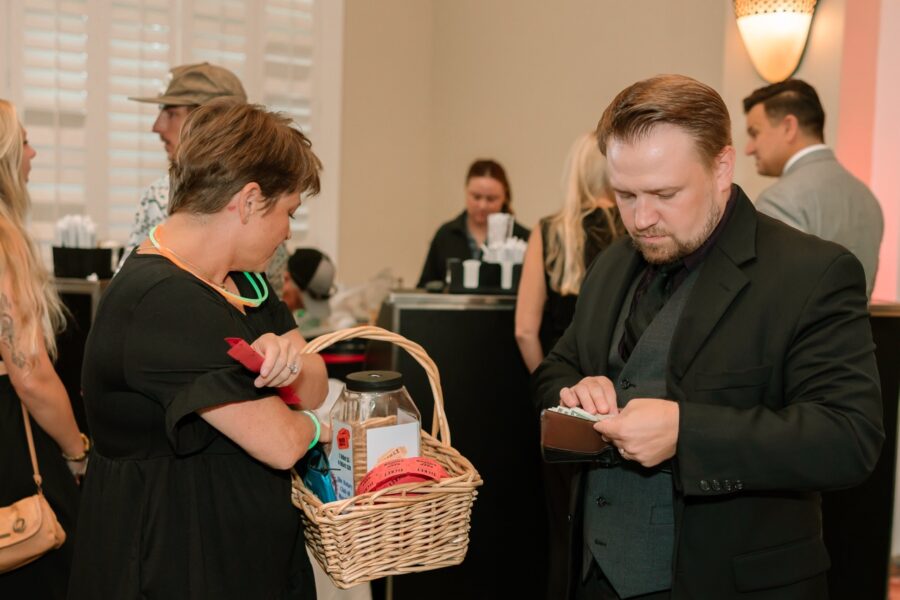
291,325,483,589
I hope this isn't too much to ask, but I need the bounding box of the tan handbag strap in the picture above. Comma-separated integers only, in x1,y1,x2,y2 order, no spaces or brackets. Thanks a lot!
19,401,43,492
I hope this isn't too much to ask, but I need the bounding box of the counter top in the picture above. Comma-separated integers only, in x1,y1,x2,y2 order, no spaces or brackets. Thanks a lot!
386,289,516,310
53,277,110,293
390,291,900,316
871,301,900,317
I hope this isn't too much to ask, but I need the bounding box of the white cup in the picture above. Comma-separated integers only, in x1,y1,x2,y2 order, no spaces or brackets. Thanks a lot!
487,213,513,246
500,260,514,289
462,259,480,288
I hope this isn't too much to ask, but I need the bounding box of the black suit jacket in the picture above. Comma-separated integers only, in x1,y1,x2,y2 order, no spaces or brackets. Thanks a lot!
533,186,884,599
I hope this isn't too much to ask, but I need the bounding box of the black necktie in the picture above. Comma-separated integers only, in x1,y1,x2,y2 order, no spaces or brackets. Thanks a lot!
620,262,683,362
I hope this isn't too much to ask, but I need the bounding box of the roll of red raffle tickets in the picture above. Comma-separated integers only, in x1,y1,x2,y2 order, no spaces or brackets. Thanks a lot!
356,457,449,495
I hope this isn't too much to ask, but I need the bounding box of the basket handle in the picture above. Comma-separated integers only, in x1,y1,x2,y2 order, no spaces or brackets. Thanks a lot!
300,326,450,445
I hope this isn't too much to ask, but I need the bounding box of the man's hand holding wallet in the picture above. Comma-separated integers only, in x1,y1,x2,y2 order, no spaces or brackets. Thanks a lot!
541,375,620,465
541,406,618,464
541,375,679,468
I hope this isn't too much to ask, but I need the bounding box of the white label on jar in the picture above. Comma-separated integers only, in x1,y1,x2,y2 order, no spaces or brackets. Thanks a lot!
365,421,421,472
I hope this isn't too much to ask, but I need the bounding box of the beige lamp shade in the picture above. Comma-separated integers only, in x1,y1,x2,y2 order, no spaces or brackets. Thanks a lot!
734,0,817,83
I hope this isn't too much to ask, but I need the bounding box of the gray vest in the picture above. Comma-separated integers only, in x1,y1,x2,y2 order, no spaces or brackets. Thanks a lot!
583,268,698,598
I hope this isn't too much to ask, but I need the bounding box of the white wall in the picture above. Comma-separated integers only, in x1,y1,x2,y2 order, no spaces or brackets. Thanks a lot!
338,0,435,287
428,0,727,234
339,0,727,287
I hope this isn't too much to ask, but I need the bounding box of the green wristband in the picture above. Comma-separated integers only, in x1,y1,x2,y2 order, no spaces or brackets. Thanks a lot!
302,410,321,450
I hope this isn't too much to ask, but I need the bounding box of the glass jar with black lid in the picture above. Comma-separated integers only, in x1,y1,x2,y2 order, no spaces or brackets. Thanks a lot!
329,370,422,498
331,370,421,423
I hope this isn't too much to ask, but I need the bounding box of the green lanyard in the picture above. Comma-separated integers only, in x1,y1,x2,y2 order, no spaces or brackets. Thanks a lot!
148,225,269,308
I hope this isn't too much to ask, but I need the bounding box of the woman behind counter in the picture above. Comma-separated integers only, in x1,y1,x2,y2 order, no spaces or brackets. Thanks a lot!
417,159,529,288
514,132,623,600
0,100,86,599
68,100,329,599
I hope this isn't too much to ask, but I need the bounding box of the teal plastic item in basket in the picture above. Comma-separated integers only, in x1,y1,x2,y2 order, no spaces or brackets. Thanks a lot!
296,443,336,503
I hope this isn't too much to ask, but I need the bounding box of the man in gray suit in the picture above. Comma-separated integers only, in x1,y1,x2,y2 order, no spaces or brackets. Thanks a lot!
743,79,883,297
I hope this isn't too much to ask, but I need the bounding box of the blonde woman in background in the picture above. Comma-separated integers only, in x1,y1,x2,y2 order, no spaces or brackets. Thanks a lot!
516,132,623,371
0,100,87,598
515,131,623,599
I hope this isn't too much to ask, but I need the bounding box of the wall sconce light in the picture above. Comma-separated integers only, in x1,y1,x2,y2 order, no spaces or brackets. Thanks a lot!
734,0,818,83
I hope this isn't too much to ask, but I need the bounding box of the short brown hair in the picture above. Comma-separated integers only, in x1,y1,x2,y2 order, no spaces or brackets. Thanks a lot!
596,74,732,167
742,79,825,141
169,99,322,215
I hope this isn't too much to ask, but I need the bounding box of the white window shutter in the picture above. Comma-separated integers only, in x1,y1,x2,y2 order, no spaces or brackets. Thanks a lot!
106,0,172,241
19,0,90,259
2,0,336,257
263,0,316,235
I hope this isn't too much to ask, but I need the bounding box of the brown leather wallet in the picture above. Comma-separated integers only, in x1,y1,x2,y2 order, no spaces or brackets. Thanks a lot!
540,409,618,464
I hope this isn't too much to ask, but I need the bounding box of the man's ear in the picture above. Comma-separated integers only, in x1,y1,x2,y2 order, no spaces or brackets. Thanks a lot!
714,145,736,194
234,182,262,224
781,114,800,143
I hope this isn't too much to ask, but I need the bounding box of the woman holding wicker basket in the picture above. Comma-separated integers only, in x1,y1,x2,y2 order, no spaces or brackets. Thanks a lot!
69,100,330,599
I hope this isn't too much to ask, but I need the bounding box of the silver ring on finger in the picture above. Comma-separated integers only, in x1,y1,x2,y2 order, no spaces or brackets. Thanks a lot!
288,362,299,375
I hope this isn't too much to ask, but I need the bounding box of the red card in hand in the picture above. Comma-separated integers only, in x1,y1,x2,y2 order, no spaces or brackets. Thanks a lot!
225,337,301,406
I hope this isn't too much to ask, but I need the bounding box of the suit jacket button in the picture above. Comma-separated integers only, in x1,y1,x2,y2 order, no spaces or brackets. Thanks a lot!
699,480,710,491
596,496,609,508
711,479,721,491
594,538,607,546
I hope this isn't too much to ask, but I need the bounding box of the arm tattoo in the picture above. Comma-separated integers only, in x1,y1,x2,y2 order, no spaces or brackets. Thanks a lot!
0,293,28,369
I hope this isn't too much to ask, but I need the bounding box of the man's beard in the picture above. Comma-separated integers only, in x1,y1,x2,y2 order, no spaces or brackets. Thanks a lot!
630,199,722,265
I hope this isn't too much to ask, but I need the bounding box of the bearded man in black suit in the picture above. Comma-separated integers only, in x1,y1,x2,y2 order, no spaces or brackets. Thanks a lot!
533,74,883,600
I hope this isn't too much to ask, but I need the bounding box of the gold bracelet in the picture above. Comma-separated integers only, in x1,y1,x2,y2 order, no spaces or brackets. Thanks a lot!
62,433,91,462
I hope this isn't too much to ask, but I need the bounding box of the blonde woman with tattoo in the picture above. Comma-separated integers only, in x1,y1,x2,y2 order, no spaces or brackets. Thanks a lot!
0,99,87,598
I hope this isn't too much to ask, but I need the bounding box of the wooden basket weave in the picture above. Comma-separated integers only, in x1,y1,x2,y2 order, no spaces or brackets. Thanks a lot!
291,325,483,589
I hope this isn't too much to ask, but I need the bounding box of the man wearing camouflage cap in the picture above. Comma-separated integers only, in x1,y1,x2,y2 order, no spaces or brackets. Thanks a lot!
120,62,247,264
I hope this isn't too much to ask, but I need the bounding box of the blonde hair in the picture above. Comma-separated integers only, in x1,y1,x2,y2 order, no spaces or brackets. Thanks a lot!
544,132,621,295
0,99,65,359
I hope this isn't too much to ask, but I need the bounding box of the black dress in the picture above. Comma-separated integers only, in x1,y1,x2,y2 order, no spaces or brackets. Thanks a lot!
536,207,620,600
0,378,80,599
67,253,315,600
417,211,530,287
538,208,622,352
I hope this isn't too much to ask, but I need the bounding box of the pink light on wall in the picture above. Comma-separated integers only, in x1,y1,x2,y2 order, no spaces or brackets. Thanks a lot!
835,0,897,302
869,0,900,302
834,0,878,182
